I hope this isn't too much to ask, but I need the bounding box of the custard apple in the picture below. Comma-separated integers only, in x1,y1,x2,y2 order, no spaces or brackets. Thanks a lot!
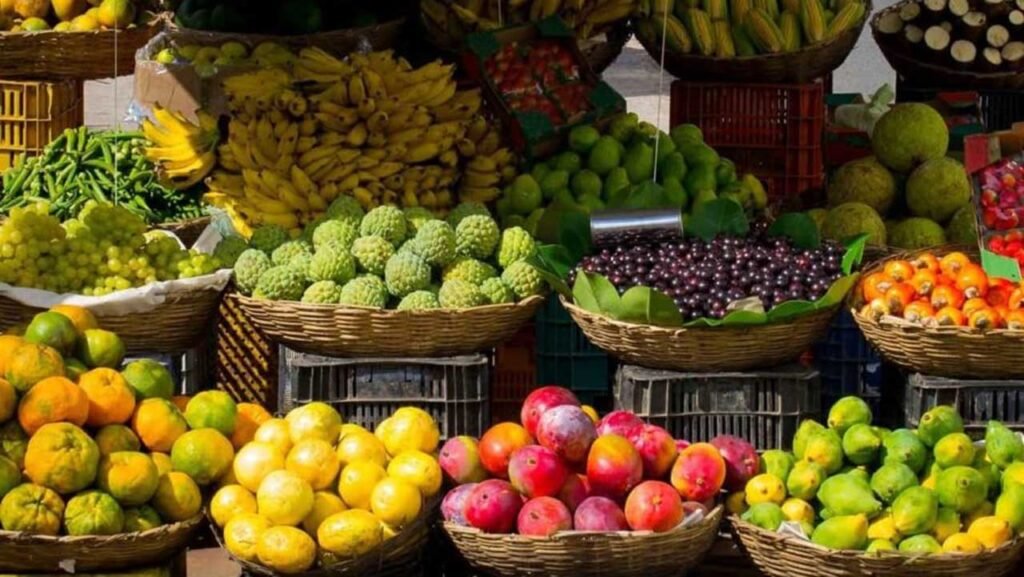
443,257,497,286
326,196,365,226
249,225,289,255
496,227,536,268
271,240,313,265
351,235,395,276
384,252,431,298
253,265,306,301
213,236,248,268
501,261,544,299
438,279,486,309
410,220,456,267
397,290,440,311
308,246,356,284
338,275,388,308
403,207,435,234
455,215,499,259
360,205,407,245
446,202,490,228
302,281,342,304
233,249,272,296
480,277,515,304
289,253,313,281
312,220,359,251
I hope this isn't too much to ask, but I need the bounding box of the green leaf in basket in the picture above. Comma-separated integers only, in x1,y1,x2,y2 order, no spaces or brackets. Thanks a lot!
841,234,868,276
615,285,683,327
572,272,620,315
527,244,574,298
687,198,749,242
764,300,817,322
683,308,767,327
768,213,821,249
813,273,861,311
534,201,592,265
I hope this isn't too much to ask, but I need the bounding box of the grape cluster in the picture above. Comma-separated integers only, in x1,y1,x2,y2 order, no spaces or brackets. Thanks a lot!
571,224,845,321
0,201,221,296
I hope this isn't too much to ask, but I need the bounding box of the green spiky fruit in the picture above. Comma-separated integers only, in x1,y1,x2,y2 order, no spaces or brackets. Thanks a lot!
455,215,500,259
446,202,490,227
384,252,431,298
501,261,544,299
351,235,394,276
443,257,497,286
233,249,272,296
213,236,248,268
301,281,342,304
289,253,312,281
249,225,289,255
325,196,364,226
360,206,407,245
438,280,486,309
308,246,356,285
410,220,456,267
312,220,358,251
479,277,515,304
338,275,388,308
403,208,435,234
253,265,306,301
271,240,313,266
496,227,536,269
396,290,440,311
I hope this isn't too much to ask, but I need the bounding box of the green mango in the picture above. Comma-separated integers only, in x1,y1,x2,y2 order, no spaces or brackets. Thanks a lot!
741,502,785,531
933,433,975,468
891,486,938,536
803,429,844,475
870,463,918,505
811,515,869,550
587,136,623,176
841,466,871,485
760,450,795,483
681,143,720,168
794,420,826,459
715,159,737,188
973,449,1002,500
995,479,1024,531
683,164,717,197
603,168,632,206
828,396,873,436
787,461,826,501
882,429,928,474
608,113,639,143
658,151,687,182
866,539,896,553
898,534,942,553
662,178,688,210
623,142,655,184
985,420,1024,468
818,474,882,518
843,423,882,466
936,466,988,514
670,123,704,150
916,406,964,448
931,506,961,543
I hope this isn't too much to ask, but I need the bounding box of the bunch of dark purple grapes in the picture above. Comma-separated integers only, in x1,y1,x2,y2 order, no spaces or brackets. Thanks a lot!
569,224,845,321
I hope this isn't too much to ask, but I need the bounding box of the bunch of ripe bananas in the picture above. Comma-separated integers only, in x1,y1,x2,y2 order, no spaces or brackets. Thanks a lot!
421,0,637,48
142,108,221,190
192,48,517,238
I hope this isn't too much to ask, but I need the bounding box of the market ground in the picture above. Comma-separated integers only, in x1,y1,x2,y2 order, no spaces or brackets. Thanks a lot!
82,8,894,575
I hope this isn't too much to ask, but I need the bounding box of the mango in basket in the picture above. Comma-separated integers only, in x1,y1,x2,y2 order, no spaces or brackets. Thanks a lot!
811,514,869,550
943,532,985,553
968,516,1013,549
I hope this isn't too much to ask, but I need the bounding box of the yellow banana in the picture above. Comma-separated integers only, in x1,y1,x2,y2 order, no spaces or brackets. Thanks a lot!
348,75,368,106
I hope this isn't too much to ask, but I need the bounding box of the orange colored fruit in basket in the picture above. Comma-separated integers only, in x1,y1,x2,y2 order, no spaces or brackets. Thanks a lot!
286,401,342,446
317,509,383,557
911,253,940,273
17,376,89,435
909,269,938,297
301,490,347,535
151,470,202,522
956,265,989,299
884,283,915,314
963,297,990,318
170,428,235,486
184,390,237,437
80,368,136,427
5,342,65,393
1009,287,1024,310
670,443,726,503
860,298,891,321
49,305,97,335
94,424,141,456
97,451,160,506
370,476,422,528
210,484,258,528
256,525,317,574
0,378,14,424
969,308,1002,330
24,312,78,356
132,398,188,452
987,280,1014,308
0,483,64,535
862,272,894,302
77,328,125,369
231,402,272,450
478,422,534,479
150,451,172,477
940,252,971,277
256,469,314,526
0,335,24,376
286,439,340,491
1005,310,1024,330
883,260,915,283
253,418,293,456
903,301,935,324
931,285,965,311
935,307,967,327
234,441,285,493
24,422,99,495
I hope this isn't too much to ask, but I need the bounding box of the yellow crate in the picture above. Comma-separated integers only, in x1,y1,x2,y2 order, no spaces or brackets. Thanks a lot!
0,79,83,172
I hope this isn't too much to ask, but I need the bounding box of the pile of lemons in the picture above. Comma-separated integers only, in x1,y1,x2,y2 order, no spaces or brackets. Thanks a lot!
210,403,442,573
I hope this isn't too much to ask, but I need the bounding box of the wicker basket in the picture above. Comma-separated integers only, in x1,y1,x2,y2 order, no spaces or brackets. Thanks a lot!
153,216,211,248
231,293,545,358
159,18,407,54
561,296,839,372
0,285,223,355
730,516,1024,577
444,505,723,577
850,247,1024,379
635,3,868,84
0,514,202,573
873,1,1024,90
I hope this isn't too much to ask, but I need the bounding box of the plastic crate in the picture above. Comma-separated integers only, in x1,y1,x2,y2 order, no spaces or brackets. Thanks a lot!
669,80,825,202
279,350,490,439
0,79,83,172
614,364,821,450
215,294,278,409
813,310,883,411
897,77,1024,132
905,373,1024,436
125,334,215,396
491,323,538,424
535,297,612,396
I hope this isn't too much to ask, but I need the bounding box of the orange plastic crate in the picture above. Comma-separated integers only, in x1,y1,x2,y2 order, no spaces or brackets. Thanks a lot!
0,79,83,172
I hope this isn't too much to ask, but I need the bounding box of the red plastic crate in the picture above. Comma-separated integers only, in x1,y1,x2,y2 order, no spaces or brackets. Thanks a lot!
670,80,825,202
491,322,538,424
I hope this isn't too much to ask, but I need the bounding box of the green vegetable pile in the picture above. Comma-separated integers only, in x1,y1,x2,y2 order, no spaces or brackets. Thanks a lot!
0,127,204,224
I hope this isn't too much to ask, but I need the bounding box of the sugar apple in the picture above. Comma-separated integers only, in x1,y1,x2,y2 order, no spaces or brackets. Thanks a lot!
821,202,887,247
480,277,515,305
446,202,490,228
351,235,395,276
443,257,497,286
301,216,328,242
396,290,440,311
360,206,407,245
325,196,365,226
308,246,356,285
384,252,432,298
888,218,947,250
302,281,342,304
496,227,536,268
289,253,313,281
403,207,435,234
946,205,978,245
213,236,248,268
253,265,306,301
501,262,544,299
249,225,290,255
410,220,456,267
312,220,358,251
271,240,313,266
906,157,970,223
827,157,896,214
233,249,272,296
455,215,500,259
438,280,486,309
338,275,388,308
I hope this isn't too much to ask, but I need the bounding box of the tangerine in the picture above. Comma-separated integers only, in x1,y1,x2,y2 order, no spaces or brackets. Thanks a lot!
17,376,89,434
80,368,136,427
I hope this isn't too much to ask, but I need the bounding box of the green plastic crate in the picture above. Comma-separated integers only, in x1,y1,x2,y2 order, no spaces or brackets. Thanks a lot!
535,298,612,395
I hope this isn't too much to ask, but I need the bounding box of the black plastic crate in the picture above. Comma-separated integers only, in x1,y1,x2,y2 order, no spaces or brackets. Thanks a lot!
813,310,884,414
535,298,613,395
905,373,1024,436
278,349,490,438
897,77,1024,132
126,343,215,396
614,364,821,450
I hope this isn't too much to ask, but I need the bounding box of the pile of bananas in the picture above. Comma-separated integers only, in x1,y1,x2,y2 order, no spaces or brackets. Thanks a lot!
421,0,637,48
634,0,866,57
142,108,220,190
197,48,517,237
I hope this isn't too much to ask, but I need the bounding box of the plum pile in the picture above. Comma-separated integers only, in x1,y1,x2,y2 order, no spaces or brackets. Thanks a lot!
571,224,845,321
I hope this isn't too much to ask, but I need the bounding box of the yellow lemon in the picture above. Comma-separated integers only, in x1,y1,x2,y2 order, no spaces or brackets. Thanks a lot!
151,471,201,522
286,439,340,491
286,402,342,445
302,491,347,536
253,419,293,455
338,461,387,510
745,474,786,506
224,513,271,562
943,532,985,553
210,484,257,528
370,477,422,529
968,516,1012,549
256,525,316,574
317,509,383,558
725,491,748,516
339,423,369,440
375,407,438,456
386,450,442,498
234,442,285,493
257,470,314,526
336,431,388,469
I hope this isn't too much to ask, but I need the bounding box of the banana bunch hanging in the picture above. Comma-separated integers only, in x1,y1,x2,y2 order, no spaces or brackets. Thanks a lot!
142,108,221,190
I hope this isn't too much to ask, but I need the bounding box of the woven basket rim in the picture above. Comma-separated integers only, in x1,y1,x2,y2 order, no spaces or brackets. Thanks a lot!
233,292,545,316
730,515,1024,561
0,513,202,544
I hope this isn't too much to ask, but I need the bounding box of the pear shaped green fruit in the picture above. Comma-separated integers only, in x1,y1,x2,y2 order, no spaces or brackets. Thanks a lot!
554,151,582,174
803,429,844,474
871,463,918,504
741,502,785,531
662,178,688,210
587,136,622,176
973,449,1001,500
658,151,687,182
936,466,988,514
794,420,826,459
623,142,655,184
684,164,717,197
760,450,795,483
811,515,869,550
898,534,942,553
995,479,1024,531
828,396,873,436
655,132,677,163
787,461,827,501
931,507,961,542
843,423,882,466
985,420,1023,468
842,466,871,485
933,433,975,468
866,539,896,553
819,473,882,518
568,124,601,154
882,429,928,473
603,167,631,202
607,113,639,143
892,486,939,536
916,406,964,448
669,123,703,150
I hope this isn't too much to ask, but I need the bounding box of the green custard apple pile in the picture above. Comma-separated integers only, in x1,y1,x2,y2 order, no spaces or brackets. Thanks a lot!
734,396,1024,554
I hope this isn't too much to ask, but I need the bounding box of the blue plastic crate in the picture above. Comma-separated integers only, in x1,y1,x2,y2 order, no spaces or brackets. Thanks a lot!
535,298,612,395
814,310,883,412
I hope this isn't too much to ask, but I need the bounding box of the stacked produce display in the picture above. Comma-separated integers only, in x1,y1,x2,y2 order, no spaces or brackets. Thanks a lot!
0,0,146,32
